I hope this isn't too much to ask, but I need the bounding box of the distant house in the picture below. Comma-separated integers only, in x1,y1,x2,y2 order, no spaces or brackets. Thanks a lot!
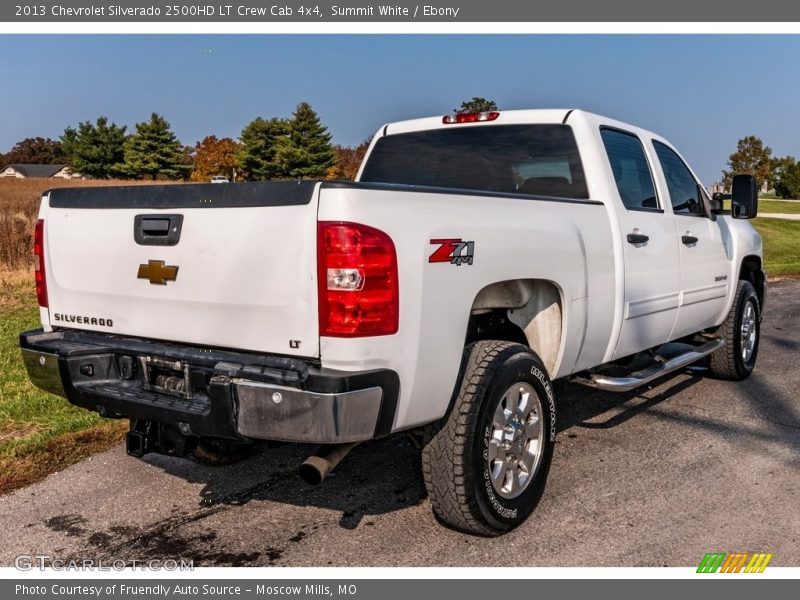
0,164,82,179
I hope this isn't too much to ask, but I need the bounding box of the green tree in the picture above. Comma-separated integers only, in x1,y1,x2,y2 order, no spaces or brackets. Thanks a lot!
120,113,191,180
60,117,126,178
454,97,499,114
721,136,773,190
1,137,66,165
769,155,796,191
774,160,800,199
276,102,336,179
237,117,288,180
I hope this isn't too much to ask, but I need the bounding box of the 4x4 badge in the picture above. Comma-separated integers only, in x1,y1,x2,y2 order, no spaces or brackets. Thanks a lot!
429,239,475,266
137,260,179,285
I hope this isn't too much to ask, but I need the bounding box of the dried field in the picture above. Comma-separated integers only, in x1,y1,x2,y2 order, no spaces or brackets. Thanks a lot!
0,178,177,269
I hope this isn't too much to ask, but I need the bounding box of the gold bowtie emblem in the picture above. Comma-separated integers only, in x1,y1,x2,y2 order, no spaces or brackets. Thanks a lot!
137,260,179,285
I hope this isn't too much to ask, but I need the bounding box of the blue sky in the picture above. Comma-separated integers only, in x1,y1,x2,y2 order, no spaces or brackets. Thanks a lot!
0,35,798,184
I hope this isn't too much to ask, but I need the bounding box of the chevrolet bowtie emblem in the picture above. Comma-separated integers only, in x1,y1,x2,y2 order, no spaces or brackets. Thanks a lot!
137,260,179,285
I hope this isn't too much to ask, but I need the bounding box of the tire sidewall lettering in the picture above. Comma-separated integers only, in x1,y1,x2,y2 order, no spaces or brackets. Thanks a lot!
736,287,759,373
474,352,556,528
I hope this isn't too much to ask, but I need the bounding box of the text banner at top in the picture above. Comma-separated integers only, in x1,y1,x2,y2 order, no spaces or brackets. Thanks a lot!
4,0,800,22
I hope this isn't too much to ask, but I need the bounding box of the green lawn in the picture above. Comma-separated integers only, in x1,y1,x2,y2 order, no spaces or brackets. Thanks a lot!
0,273,125,494
758,199,800,214
752,218,800,277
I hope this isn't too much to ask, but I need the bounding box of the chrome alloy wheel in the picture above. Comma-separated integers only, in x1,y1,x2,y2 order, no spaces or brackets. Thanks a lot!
487,382,545,499
741,299,758,363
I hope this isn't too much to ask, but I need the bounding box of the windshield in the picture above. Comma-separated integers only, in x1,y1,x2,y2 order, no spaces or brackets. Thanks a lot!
360,124,588,199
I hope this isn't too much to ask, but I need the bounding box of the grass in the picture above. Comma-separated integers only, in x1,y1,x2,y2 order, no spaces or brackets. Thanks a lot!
0,270,126,494
752,218,800,277
758,199,800,214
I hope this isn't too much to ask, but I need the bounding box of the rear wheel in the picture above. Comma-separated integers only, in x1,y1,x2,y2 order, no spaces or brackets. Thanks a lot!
709,279,760,380
422,340,556,536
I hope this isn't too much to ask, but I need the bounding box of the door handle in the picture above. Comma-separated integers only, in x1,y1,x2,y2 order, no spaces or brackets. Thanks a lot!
627,233,649,245
682,235,699,245
134,214,183,246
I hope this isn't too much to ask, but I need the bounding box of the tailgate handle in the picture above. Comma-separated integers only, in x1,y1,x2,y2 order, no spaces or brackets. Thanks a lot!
134,214,183,246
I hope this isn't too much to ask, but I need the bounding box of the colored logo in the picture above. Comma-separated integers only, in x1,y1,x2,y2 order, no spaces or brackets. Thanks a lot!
137,260,179,285
697,552,773,573
429,239,475,266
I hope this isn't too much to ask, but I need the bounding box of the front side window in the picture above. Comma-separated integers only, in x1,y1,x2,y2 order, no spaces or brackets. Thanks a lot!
360,124,589,199
600,128,659,212
653,141,705,216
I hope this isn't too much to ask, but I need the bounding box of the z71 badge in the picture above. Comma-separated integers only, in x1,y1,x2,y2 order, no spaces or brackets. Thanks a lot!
429,239,475,266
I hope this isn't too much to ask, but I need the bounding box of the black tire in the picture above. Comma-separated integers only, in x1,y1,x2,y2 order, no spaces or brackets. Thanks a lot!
709,279,760,380
192,438,257,466
422,340,556,536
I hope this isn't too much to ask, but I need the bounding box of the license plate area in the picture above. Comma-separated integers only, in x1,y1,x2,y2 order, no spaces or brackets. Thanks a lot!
138,356,192,399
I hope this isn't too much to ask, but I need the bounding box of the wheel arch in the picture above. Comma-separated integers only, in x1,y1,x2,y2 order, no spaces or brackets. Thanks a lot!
739,255,765,317
465,279,564,377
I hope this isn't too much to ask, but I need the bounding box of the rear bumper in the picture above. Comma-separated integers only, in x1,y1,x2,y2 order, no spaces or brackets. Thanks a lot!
19,329,399,444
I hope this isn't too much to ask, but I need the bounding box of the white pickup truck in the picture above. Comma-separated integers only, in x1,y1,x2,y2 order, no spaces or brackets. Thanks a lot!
21,109,764,536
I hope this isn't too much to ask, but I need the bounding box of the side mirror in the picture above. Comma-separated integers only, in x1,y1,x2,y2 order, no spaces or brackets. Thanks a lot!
731,174,758,219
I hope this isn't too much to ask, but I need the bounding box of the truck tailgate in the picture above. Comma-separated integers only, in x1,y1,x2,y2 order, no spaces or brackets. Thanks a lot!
42,181,320,359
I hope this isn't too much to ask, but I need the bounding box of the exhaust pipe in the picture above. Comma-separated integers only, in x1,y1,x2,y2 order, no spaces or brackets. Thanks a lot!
299,442,359,485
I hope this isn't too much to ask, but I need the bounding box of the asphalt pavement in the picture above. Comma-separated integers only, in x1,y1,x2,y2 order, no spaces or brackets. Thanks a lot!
1,280,798,567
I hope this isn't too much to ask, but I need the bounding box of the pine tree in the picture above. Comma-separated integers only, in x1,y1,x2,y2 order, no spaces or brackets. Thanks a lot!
60,117,126,178
120,113,191,180
237,117,288,180
277,102,336,179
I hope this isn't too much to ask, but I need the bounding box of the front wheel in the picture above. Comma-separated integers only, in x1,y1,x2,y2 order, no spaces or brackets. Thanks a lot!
709,279,760,380
422,340,556,536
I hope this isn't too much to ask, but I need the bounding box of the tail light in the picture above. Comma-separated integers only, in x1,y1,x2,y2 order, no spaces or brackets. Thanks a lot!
34,219,48,307
317,222,398,337
442,111,500,124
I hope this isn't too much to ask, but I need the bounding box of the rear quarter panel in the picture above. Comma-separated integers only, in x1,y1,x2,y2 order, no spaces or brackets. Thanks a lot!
317,187,616,431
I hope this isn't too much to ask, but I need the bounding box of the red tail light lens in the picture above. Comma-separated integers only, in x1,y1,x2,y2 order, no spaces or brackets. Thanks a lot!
33,219,47,308
34,218,48,307
442,111,500,124
317,222,398,337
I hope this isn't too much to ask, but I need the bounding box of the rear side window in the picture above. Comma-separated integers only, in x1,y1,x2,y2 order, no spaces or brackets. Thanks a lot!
360,124,588,199
600,128,659,211
653,141,705,216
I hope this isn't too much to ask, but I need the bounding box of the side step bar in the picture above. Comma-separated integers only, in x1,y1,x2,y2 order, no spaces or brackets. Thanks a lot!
572,338,725,393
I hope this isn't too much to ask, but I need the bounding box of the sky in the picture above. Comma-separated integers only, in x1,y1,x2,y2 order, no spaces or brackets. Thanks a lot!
0,34,799,184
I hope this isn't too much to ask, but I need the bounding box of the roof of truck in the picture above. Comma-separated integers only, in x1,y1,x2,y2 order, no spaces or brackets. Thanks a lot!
380,108,662,141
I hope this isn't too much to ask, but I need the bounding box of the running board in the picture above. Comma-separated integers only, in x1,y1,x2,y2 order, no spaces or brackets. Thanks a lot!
572,338,725,393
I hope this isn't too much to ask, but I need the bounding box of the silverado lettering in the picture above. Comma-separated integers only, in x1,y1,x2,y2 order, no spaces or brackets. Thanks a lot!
53,313,113,327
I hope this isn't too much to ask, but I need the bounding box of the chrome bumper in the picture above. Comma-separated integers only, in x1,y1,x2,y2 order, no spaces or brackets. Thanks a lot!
19,330,399,445
21,348,66,398
235,381,384,443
